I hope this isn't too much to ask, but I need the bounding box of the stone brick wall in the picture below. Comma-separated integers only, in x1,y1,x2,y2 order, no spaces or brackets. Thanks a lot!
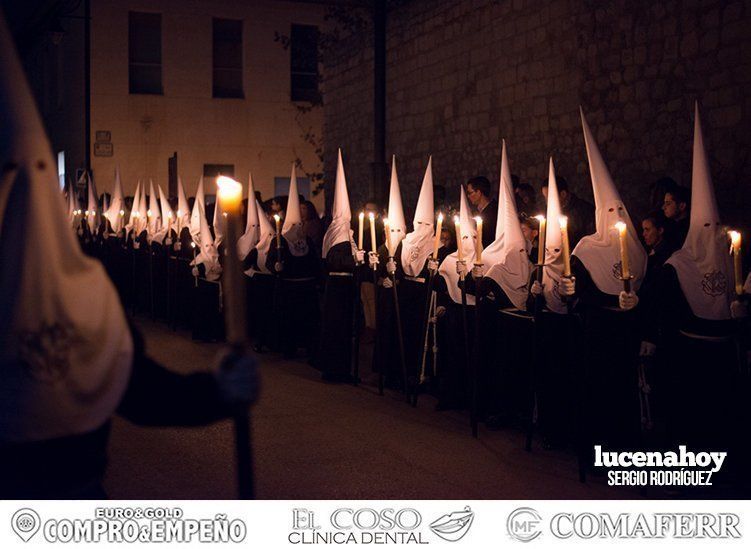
322,0,751,226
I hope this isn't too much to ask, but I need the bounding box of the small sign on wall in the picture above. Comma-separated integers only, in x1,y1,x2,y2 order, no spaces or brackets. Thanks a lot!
94,142,113,157
95,130,111,142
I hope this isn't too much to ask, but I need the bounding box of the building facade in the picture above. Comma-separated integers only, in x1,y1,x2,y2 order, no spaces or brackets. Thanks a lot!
15,0,326,208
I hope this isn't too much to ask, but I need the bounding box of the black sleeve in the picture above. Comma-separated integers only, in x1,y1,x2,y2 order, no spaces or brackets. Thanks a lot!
570,255,619,309
325,242,355,272
117,324,231,426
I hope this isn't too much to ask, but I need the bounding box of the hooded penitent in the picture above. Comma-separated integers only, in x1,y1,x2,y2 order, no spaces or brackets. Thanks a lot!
66,183,79,228
386,155,407,255
191,202,222,281
154,184,174,244
666,104,733,320
190,176,206,245
125,180,142,236
176,175,190,233
400,157,435,277
321,149,355,258
541,158,568,314
0,12,133,443
572,109,646,295
282,165,309,256
483,141,531,310
105,167,125,234
85,171,99,233
237,172,261,260
252,200,275,275
438,185,477,305
146,179,161,241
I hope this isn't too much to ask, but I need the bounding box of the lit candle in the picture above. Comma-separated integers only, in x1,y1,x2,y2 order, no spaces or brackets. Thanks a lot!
454,215,463,262
216,176,247,346
358,211,364,250
369,212,377,254
474,216,483,264
534,215,546,266
384,217,393,256
273,214,281,247
433,213,443,258
147,209,152,218
119,209,125,217
614,221,630,279
729,230,743,295
559,216,571,277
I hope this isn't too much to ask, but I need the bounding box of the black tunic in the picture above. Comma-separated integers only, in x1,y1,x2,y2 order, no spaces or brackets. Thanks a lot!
317,241,358,380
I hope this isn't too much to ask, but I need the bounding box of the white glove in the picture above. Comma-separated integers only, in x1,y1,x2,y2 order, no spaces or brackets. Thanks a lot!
530,280,543,296
431,305,447,323
386,258,397,275
455,260,467,277
730,299,748,319
471,264,485,278
191,267,199,277
382,277,393,289
165,237,172,246
619,291,639,310
640,341,657,357
368,251,379,268
744,273,751,295
427,257,439,272
559,276,576,296
274,261,284,273
355,249,365,264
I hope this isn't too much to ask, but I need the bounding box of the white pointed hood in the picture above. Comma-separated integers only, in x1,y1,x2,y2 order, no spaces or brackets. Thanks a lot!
153,184,174,244
386,155,407,254
439,185,477,304
322,149,354,258
253,200,275,274
176,175,190,233
541,158,568,314
572,109,646,295
484,141,531,310
86,172,98,233
66,184,79,228
191,202,222,281
190,176,205,245
282,165,309,256
238,172,261,260
401,157,435,276
212,188,225,247
0,13,132,443
146,179,161,240
666,104,732,320
136,179,148,234
125,180,141,236
105,167,125,233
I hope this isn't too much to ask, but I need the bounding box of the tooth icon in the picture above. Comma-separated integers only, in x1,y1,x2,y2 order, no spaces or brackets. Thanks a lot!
12,509,40,542
430,506,475,542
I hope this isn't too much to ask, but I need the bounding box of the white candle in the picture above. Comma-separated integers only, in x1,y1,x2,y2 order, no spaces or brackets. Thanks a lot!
358,211,364,250
433,213,443,259
474,216,483,264
559,216,571,277
614,221,630,279
369,212,377,254
729,230,742,295
454,215,463,262
534,215,546,266
273,214,281,247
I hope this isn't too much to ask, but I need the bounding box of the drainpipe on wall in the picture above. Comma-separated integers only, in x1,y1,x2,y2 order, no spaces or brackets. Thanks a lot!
372,0,387,206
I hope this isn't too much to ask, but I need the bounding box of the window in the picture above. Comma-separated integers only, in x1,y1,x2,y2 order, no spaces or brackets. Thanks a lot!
203,164,235,178
290,24,319,102
213,18,243,98
57,151,65,191
129,12,162,94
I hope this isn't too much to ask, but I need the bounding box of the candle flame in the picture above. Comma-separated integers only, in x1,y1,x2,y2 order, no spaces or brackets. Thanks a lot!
368,212,375,221
359,211,365,220
474,216,482,223
147,210,152,218
614,221,627,234
119,209,125,216
729,230,741,246
167,211,172,218
437,212,444,222
559,216,568,229
177,209,182,216
273,214,281,222
534,214,546,222
216,176,242,211
453,215,460,225
190,241,196,248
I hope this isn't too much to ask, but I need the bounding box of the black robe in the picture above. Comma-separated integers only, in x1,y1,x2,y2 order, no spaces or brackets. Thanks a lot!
265,238,321,359
570,255,641,453
317,241,359,380
242,248,277,350
372,243,405,388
